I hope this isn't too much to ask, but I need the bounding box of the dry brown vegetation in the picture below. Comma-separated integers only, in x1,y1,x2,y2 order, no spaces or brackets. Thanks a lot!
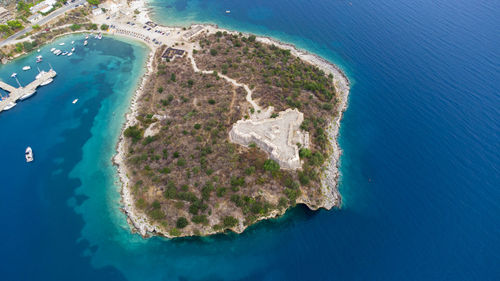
123,32,340,237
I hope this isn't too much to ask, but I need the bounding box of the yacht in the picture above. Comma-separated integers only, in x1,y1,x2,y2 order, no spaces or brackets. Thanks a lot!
22,66,31,71
40,78,53,86
84,40,88,46
3,101,16,110
36,71,46,80
19,89,36,100
25,147,34,163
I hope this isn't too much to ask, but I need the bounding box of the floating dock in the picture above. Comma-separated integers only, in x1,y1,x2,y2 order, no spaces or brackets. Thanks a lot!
0,69,56,113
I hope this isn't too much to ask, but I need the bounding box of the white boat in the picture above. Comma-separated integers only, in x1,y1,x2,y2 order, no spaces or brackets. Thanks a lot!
37,49,40,52
50,48,56,52
226,10,231,14
19,89,36,100
97,33,102,40
11,73,17,78
40,78,53,86
22,66,31,71
59,42,65,46
71,47,75,52
36,57,42,63
25,147,34,163
36,55,43,59
84,40,88,46
3,101,16,110
67,52,73,57
72,99,78,104
85,35,89,39
36,71,46,80
71,40,75,44
61,51,68,56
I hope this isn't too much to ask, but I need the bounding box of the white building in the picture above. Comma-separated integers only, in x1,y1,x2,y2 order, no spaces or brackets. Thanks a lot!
0,7,13,24
27,13,43,23
30,0,57,14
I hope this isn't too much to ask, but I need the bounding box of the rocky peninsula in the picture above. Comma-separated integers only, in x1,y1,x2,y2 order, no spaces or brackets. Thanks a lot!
110,3,349,237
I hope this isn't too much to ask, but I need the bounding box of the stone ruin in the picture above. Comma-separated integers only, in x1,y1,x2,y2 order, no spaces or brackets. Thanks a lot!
229,108,309,170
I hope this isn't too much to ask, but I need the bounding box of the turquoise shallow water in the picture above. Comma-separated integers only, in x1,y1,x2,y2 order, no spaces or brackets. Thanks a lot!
1,0,500,280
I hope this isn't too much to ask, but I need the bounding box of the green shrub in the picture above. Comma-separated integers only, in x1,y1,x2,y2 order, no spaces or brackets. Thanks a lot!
176,217,188,228
263,159,280,172
124,126,143,143
191,215,208,224
222,216,238,228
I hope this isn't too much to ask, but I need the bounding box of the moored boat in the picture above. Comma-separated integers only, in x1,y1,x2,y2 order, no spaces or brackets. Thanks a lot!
19,89,36,100
3,101,16,110
72,99,78,104
22,66,31,71
25,147,34,162
84,40,88,46
40,78,53,86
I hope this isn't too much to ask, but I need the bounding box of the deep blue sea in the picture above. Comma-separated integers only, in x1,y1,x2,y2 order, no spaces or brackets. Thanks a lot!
1,0,499,280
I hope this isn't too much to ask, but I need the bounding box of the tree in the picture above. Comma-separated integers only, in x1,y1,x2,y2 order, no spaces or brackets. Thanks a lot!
100,24,109,31
87,0,100,5
210,49,217,56
32,24,41,31
248,35,256,42
7,20,23,31
124,125,143,143
176,217,188,229
70,24,81,31
222,216,238,228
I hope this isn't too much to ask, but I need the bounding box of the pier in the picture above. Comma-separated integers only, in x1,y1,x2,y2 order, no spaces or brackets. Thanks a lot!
0,69,56,113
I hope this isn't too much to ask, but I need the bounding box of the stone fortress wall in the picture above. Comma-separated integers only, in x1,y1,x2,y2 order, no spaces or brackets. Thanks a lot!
229,108,309,170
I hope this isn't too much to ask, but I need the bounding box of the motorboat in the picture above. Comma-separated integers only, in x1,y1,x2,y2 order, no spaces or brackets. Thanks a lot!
67,52,73,56
36,71,46,80
3,101,16,110
84,40,88,46
72,99,78,104
71,47,75,52
50,48,56,52
226,10,231,14
19,89,36,100
11,72,17,78
61,51,68,56
40,78,53,86
71,40,75,44
59,42,65,46
25,147,34,162
22,66,31,71
36,57,42,63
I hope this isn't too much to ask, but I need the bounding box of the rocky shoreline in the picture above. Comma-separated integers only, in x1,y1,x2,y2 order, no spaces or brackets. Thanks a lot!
111,3,350,238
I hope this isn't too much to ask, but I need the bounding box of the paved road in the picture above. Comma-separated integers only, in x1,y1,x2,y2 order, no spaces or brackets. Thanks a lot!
0,0,86,47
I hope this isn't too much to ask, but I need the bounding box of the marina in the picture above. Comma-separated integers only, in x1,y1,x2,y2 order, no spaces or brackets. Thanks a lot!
0,67,56,113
